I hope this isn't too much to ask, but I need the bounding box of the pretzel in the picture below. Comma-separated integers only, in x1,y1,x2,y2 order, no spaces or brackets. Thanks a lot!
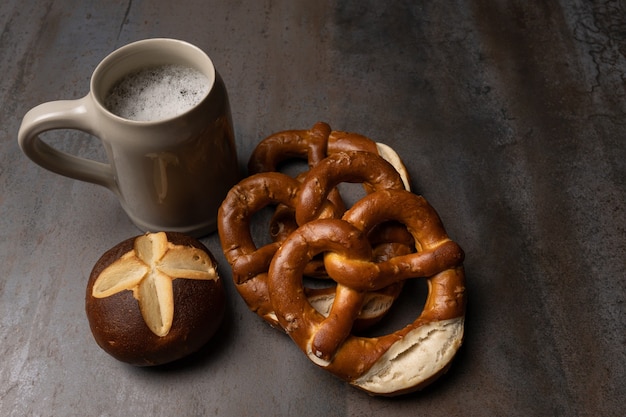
271,149,408,274
249,122,411,256
218,151,410,329
253,121,412,278
217,172,299,326
267,189,466,396
248,121,411,190
217,169,406,329
248,122,332,174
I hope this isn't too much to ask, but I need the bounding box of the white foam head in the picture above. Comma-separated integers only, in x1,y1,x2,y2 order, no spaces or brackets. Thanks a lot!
104,64,209,122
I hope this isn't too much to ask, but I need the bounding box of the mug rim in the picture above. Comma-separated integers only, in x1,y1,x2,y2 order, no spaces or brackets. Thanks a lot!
90,38,217,126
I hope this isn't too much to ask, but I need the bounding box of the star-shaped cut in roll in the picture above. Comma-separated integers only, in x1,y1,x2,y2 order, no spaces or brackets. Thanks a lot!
92,232,217,337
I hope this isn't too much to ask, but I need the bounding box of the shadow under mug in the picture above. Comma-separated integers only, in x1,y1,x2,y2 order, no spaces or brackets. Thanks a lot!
17,38,239,238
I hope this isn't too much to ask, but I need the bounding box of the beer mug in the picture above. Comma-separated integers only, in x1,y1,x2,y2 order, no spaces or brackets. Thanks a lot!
18,38,238,237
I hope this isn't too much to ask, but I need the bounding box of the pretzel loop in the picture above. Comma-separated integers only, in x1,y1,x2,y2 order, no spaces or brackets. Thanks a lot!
248,122,331,174
217,170,376,327
268,189,466,395
295,151,406,226
267,218,373,363
218,172,301,322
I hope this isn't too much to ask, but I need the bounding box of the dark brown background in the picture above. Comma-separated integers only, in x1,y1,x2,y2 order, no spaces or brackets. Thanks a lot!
1,1,624,415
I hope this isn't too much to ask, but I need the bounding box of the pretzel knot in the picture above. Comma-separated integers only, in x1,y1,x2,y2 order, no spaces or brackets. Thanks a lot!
248,121,411,243
217,151,410,329
268,189,466,396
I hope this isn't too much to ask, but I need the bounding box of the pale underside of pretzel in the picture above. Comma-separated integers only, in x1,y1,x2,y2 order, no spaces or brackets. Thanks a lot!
267,189,466,396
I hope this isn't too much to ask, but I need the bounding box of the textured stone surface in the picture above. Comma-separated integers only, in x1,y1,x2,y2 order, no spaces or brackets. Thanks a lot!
1,1,624,415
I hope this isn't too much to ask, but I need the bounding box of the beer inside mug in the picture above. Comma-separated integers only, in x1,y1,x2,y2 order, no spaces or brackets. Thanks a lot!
104,64,210,122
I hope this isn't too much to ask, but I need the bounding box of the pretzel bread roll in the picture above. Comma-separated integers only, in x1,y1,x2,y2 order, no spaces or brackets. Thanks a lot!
85,232,225,366
268,190,466,396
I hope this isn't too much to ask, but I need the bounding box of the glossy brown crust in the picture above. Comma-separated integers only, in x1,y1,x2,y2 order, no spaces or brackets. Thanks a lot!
217,172,303,285
217,171,356,326
295,151,406,225
85,232,225,366
247,121,380,175
247,121,382,249
217,168,409,330
268,172,347,249
217,173,302,325
223,138,412,333
267,190,466,393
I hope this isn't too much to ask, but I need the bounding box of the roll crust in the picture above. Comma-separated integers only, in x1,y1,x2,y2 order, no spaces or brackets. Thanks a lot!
85,232,225,366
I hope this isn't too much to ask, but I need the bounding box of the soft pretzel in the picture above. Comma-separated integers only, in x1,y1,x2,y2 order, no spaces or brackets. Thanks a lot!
217,171,406,329
270,150,408,279
267,189,466,396
248,121,410,190
249,122,411,252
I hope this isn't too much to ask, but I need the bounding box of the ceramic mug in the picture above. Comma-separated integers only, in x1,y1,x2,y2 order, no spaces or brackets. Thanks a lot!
18,38,239,237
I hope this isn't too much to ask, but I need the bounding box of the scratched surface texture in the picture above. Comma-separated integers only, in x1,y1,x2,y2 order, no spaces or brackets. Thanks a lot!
1,1,624,416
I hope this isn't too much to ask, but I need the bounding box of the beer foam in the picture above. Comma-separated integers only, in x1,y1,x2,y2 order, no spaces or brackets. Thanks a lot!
104,64,210,122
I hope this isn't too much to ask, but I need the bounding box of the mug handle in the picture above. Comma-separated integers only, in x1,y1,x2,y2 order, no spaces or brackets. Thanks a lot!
17,96,117,192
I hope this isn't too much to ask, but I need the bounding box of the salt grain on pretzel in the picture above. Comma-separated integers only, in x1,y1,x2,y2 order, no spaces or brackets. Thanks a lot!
268,189,466,396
